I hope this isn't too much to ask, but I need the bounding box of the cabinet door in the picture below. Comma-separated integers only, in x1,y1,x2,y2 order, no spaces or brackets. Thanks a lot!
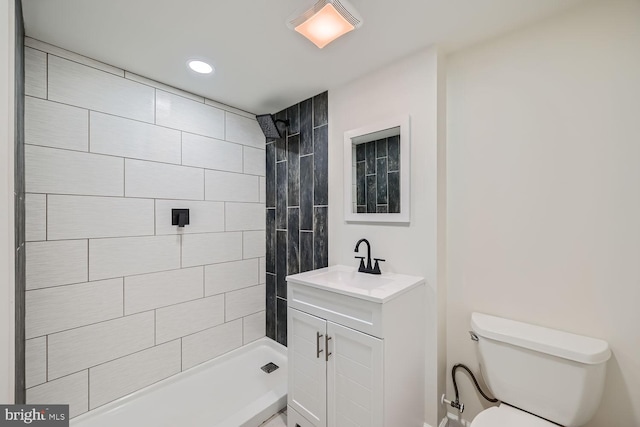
288,308,327,427
326,321,383,427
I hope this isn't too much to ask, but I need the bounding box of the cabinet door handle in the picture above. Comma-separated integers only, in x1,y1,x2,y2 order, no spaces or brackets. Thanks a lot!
316,332,324,358
325,335,332,361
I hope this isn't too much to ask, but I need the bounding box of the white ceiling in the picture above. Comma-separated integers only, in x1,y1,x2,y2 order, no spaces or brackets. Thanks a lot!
22,0,585,114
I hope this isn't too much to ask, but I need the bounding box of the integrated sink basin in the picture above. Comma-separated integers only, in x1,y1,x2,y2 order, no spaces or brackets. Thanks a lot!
286,264,424,303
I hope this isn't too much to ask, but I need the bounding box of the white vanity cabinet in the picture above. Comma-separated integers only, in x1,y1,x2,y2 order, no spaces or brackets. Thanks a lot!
285,265,425,427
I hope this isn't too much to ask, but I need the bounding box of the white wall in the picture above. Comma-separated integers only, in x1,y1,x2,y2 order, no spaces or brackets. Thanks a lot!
23,38,267,417
0,0,16,405
446,0,640,425
328,47,447,427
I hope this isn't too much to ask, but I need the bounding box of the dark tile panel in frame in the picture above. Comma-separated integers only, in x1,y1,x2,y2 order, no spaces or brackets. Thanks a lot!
365,141,376,175
388,171,400,214
388,135,400,171
356,143,366,162
300,154,313,231
356,161,366,206
366,175,376,213
313,124,328,206
376,157,388,205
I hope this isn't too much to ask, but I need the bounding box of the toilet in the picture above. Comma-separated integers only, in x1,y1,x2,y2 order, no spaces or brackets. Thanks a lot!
469,312,611,427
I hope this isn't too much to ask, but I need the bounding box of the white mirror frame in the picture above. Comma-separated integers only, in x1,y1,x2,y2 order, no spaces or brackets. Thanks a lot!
344,115,410,223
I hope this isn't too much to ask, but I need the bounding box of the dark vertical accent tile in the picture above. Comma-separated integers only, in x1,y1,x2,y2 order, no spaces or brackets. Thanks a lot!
266,142,276,208
356,143,366,162
312,91,328,127
357,206,366,213
276,298,288,346
266,209,276,273
276,231,287,298
266,274,276,340
287,103,300,135
299,98,313,155
14,0,26,403
366,175,377,213
300,232,314,272
388,171,400,213
376,138,387,158
300,155,313,230
276,161,287,229
313,207,328,269
287,208,300,276
275,109,287,162
377,205,388,213
287,135,300,207
388,135,400,171
356,161,365,206
313,125,328,206
376,157,388,204
365,141,376,175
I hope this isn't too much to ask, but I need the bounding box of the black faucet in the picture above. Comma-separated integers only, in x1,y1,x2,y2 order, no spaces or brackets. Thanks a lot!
354,238,385,275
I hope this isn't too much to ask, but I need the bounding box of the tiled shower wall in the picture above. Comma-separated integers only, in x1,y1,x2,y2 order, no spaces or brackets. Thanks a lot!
354,135,401,213
23,38,266,417
265,92,329,346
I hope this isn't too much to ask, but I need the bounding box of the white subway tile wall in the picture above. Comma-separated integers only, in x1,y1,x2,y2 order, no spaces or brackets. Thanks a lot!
23,38,266,417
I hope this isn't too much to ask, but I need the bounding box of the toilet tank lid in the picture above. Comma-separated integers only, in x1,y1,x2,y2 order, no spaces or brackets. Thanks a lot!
471,313,611,365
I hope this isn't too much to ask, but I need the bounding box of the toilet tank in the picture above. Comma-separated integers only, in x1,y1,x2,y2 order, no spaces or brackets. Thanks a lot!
471,313,611,427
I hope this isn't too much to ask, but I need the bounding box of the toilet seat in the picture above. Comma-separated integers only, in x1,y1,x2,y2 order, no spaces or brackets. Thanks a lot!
471,404,558,427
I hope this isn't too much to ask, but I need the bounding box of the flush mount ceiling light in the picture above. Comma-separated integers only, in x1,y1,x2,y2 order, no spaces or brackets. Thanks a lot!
187,60,214,74
287,0,363,49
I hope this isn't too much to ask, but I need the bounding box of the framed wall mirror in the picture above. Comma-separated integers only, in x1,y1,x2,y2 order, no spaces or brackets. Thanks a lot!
344,115,410,223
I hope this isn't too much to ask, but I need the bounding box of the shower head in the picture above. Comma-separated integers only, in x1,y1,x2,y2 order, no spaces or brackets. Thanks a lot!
256,114,290,139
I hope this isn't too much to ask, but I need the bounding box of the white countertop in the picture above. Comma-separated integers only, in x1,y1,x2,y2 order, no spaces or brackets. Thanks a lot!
286,264,425,303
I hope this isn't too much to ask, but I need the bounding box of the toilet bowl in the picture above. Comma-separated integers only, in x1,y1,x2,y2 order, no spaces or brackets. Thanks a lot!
469,312,610,427
470,404,556,427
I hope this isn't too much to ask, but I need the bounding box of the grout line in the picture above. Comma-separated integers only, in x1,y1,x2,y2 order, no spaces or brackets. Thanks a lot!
45,335,49,382
45,194,48,241
154,310,157,345
153,89,157,124
87,368,90,408
87,110,91,152
45,53,49,100
86,239,90,282
122,279,125,316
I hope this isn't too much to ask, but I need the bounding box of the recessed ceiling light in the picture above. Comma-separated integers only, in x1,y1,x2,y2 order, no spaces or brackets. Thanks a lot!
187,60,214,74
287,0,363,49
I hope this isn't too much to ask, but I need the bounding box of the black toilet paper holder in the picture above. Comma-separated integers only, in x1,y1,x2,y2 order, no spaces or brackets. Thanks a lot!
171,209,190,227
